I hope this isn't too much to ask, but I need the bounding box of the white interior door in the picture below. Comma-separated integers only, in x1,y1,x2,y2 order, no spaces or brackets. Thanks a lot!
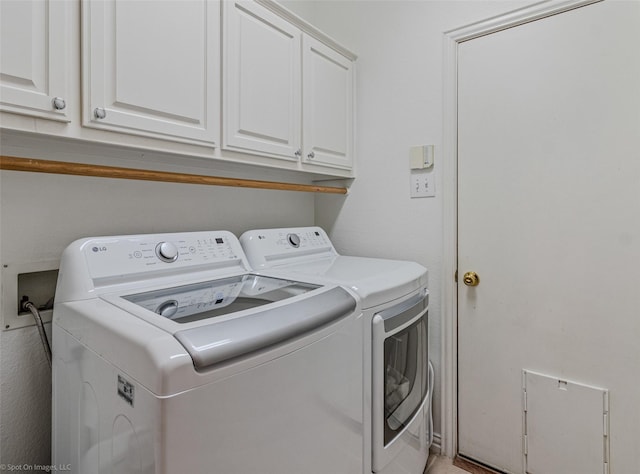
457,2,640,473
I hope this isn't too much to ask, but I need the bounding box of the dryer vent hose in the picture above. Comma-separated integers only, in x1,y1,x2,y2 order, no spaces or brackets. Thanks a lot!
21,300,52,368
428,359,435,448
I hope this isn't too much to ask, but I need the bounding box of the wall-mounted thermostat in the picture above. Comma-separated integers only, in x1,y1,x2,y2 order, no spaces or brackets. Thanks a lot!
409,145,434,169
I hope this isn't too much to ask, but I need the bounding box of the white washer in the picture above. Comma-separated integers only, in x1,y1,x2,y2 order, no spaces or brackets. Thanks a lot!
240,226,432,474
52,230,363,473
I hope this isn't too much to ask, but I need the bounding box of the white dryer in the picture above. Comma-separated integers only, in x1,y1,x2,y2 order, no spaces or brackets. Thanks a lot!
52,231,363,473
240,227,433,474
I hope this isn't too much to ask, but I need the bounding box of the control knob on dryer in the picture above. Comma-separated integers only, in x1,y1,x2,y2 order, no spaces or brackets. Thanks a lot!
287,233,301,248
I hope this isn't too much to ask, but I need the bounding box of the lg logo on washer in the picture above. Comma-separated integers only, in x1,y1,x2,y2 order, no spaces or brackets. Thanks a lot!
92,246,107,252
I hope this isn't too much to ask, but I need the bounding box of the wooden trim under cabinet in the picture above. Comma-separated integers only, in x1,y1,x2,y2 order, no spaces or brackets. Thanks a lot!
0,156,348,194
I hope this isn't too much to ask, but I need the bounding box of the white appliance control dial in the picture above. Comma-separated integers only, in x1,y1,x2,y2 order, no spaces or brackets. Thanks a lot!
156,300,179,318
287,233,301,248
156,242,179,262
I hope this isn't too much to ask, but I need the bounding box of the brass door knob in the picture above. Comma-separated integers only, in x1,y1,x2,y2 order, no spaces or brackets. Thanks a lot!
463,271,480,287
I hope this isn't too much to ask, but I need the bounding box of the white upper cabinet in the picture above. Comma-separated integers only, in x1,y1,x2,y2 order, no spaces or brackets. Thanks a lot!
302,35,354,170
82,0,220,146
0,0,69,121
1,0,355,177
223,0,356,170
223,1,301,161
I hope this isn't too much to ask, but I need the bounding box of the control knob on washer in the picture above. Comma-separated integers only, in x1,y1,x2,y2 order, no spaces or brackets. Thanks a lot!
156,241,179,262
156,300,179,318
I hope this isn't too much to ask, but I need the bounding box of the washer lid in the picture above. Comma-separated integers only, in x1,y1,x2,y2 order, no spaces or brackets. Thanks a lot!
121,274,320,325
115,274,357,370
174,285,355,370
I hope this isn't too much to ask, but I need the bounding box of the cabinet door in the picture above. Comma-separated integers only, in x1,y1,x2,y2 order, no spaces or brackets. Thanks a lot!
302,35,354,170
0,0,69,121
223,1,301,161
83,0,219,146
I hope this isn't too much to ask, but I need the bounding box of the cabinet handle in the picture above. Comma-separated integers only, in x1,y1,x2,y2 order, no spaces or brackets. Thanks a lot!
94,107,107,120
307,151,315,160
52,97,66,110
294,149,302,158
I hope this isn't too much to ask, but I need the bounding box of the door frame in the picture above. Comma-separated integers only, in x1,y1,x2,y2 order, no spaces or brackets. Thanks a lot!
440,0,602,459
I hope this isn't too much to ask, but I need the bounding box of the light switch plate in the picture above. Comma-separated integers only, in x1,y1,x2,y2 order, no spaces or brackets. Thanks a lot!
410,170,435,198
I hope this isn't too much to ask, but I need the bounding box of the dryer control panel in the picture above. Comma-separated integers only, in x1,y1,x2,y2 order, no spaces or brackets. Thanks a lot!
240,227,337,268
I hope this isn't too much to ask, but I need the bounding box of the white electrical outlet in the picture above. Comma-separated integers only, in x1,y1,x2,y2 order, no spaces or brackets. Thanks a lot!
410,170,435,198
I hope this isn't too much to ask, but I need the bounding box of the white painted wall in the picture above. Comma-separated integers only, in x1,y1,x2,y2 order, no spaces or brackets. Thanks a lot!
0,0,548,468
283,0,534,445
0,169,313,467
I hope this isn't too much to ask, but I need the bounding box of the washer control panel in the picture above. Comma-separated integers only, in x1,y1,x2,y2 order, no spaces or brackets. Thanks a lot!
240,227,337,268
83,231,246,280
